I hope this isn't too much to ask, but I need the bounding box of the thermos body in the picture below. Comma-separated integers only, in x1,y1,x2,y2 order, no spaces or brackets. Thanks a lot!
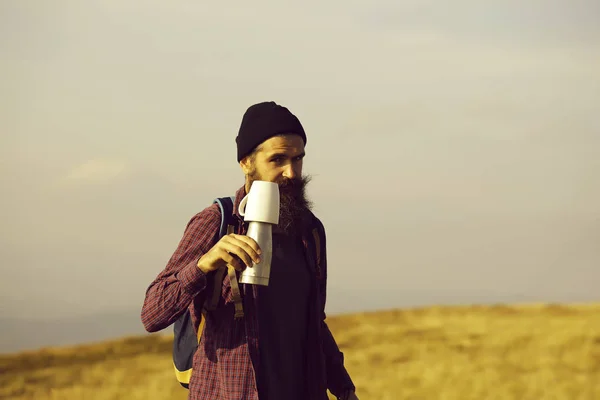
239,221,272,286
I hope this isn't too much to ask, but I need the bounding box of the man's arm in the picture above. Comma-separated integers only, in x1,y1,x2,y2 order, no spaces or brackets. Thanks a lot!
315,219,357,398
321,320,356,398
141,207,221,333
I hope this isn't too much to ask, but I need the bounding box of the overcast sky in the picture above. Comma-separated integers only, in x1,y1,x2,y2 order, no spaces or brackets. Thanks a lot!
2,0,599,320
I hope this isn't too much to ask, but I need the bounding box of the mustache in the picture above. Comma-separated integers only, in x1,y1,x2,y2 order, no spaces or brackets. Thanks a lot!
277,175,311,191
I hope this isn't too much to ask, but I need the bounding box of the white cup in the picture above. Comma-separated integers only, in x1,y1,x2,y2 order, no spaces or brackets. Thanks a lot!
238,180,280,224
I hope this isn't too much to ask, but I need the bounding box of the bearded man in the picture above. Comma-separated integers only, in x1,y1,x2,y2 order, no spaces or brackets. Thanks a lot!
141,101,358,400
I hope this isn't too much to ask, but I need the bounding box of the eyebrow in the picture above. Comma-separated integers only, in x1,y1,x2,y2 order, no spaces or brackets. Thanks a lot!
268,151,305,159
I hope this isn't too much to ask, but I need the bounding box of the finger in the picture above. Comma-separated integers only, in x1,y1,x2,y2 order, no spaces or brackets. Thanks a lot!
228,233,261,254
221,249,246,271
231,234,262,257
225,235,261,263
220,242,254,268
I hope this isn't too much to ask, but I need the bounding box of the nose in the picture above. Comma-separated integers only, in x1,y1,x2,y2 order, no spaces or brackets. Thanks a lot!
282,163,297,180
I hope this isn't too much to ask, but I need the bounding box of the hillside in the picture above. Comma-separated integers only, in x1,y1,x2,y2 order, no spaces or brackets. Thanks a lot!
0,310,147,354
1,303,599,400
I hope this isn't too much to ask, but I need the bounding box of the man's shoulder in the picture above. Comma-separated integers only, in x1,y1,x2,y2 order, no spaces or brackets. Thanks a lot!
185,188,243,233
195,201,222,218
306,210,326,234
184,203,222,231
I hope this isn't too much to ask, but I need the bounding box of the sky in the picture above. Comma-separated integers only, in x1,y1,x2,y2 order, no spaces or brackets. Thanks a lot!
2,0,599,322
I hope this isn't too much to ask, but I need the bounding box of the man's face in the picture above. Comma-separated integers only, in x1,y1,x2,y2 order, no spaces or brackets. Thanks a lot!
241,134,313,234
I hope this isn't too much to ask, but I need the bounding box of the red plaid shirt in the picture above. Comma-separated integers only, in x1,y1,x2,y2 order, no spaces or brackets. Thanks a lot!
141,185,355,400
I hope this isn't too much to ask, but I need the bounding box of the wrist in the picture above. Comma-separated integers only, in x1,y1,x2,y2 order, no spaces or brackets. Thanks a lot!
177,258,209,295
196,257,210,275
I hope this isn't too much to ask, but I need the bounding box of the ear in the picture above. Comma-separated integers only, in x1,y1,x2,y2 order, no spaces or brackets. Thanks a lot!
239,156,252,175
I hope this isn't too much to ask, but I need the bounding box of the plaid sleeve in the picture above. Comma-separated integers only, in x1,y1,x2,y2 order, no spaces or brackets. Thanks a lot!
315,218,356,396
141,205,221,332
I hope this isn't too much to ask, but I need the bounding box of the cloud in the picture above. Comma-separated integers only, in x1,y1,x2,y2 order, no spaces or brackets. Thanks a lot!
62,158,131,184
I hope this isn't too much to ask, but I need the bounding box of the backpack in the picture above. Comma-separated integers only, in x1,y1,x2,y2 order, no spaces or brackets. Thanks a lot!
171,196,323,389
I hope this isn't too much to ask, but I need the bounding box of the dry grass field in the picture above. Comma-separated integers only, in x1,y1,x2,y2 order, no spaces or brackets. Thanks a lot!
1,303,599,400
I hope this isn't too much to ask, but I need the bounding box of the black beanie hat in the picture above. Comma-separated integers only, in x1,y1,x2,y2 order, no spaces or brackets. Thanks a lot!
235,101,307,162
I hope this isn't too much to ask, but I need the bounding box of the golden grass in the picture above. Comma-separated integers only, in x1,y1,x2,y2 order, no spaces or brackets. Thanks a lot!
1,303,599,400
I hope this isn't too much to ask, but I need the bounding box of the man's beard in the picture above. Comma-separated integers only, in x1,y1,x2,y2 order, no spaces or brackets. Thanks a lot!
247,171,313,234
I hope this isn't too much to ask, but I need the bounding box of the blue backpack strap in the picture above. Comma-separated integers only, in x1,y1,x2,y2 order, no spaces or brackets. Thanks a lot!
205,196,243,318
213,195,244,318
213,196,236,237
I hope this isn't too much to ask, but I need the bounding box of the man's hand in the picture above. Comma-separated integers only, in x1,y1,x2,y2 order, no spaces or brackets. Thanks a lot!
197,233,261,274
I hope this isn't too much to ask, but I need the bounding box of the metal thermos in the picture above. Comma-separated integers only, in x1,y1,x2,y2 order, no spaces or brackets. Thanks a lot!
237,180,279,286
239,221,273,286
